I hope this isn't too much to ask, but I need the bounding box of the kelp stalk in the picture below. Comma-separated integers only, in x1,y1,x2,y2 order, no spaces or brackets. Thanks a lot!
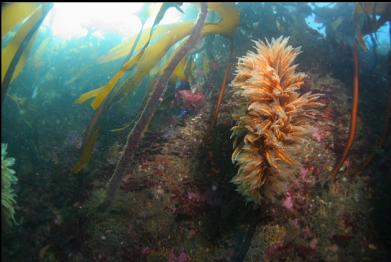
331,45,360,182
137,3,184,60
119,3,151,66
73,3,239,172
1,4,52,106
120,22,145,68
210,43,233,128
76,3,239,111
103,3,208,207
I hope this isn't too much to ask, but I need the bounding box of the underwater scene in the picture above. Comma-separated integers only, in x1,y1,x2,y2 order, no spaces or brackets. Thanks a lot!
1,2,391,261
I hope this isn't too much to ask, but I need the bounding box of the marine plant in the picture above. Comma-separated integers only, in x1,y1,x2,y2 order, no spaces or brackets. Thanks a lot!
72,3,240,173
104,3,209,207
1,3,53,104
331,45,359,181
230,36,323,203
353,3,391,50
1,143,18,226
312,3,390,179
210,47,233,131
352,3,391,174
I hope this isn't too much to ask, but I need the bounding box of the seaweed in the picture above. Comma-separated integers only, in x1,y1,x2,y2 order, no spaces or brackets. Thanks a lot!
1,3,53,105
1,3,41,37
209,43,233,131
73,3,240,173
118,3,150,68
76,3,239,110
136,3,185,63
103,3,208,207
331,46,360,182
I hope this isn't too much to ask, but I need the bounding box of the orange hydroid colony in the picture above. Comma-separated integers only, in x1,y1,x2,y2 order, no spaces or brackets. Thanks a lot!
231,36,323,203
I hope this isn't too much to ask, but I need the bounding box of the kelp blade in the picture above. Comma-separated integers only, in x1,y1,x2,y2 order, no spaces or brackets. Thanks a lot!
72,3,239,172
98,24,176,64
74,50,145,109
72,128,100,173
99,3,239,64
118,2,239,99
1,4,49,85
75,3,239,110
1,3,41,37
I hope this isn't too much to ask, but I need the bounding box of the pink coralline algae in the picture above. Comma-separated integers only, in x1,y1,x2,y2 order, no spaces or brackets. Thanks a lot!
282,192,294,211
311,126,330,142
168,250,189,262
142,247,153,256
318,96,334,121
187,191,205,202
299,167,316,185
281,166,317,212
265,242,287,260
167,189,207,218
310,238,318,249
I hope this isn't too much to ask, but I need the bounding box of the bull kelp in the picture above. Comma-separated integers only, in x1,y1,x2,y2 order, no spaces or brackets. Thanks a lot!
1,2,391,261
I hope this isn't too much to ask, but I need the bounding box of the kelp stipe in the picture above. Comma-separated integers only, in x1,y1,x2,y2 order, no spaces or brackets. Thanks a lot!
103,2,209,207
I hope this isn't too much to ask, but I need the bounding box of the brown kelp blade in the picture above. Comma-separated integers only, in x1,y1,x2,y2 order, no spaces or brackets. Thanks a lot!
1,3,41,37
138,3,184,59
1,3,53,105
72,128,100,174
72,3,239,172
118,3,150,66
74,3,184,110
75,3,239,111
72,81,121,173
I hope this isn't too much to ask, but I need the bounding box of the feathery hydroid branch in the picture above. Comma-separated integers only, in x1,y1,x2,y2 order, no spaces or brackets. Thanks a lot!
231,36,323,202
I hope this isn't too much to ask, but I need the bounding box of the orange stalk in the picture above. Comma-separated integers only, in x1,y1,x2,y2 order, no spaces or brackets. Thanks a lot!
212,43,234,125
212,56,232,124
331,45,360,182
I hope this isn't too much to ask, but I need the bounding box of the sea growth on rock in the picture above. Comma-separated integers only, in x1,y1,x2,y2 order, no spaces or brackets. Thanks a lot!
1,143,18,226
231,36,323,203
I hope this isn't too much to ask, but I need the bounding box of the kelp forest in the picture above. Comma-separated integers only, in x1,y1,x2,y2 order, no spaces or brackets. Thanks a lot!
1,2,391,261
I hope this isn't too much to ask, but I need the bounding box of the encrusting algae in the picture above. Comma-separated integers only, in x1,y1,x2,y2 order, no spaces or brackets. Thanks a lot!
231,36,323,203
